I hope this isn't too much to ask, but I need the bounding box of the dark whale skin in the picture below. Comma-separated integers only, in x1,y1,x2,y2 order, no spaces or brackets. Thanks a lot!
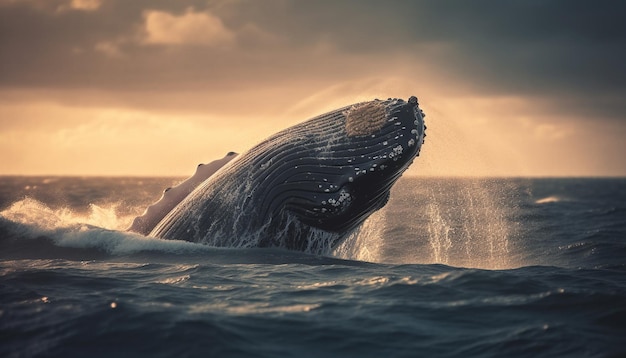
150,97,426,252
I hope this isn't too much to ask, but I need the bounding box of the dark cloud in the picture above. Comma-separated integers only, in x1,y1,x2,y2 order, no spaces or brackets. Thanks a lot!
408,1,626,105
0,0,625,120
0,0,361,92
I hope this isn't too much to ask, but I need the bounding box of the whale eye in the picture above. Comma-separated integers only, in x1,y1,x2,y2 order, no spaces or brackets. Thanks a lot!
344,101,387,137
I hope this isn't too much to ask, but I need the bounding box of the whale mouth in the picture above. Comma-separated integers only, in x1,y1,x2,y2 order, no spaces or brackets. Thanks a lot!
286,96,426,234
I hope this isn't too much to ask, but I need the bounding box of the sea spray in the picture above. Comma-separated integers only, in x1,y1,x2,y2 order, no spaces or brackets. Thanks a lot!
376,178,523,269
333,208,386,262
422,178,516,269
1,198,133,231
0,198,207,255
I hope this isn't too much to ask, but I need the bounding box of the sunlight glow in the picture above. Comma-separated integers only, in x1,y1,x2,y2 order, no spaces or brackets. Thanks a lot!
1,85,624,177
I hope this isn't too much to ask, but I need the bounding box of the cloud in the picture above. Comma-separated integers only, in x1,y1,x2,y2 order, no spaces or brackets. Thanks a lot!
141,8,234,46
2,0,624,114
94,40,124,58
1,0,625,176
2,0,103,13
60,0,101,12
69,0,101,11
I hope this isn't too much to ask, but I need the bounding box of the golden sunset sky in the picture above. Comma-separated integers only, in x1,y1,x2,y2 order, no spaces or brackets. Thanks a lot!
1,0,625,177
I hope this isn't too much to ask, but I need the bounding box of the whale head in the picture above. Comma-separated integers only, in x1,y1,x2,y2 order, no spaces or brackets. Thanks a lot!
264,96,426,240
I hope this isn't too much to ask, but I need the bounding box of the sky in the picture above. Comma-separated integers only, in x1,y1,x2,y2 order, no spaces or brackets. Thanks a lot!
1,0,625,177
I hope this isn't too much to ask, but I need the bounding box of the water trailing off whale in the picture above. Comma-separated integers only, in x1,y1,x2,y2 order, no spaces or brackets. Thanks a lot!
130,96,426,253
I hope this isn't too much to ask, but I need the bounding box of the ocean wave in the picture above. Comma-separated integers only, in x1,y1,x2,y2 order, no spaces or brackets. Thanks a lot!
0,198,220,257
0,197,390,265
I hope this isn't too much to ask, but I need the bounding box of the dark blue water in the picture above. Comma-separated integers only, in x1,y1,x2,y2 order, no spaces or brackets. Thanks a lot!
1,177,625,357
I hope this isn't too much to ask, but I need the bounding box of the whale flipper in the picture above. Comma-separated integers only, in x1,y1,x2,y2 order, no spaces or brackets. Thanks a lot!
127,152,238,235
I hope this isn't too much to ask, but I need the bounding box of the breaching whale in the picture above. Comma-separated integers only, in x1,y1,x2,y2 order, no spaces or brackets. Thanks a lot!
132,96,426,253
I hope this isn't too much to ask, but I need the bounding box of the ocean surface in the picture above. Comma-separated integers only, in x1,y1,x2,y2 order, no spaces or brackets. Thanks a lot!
1,176,625,357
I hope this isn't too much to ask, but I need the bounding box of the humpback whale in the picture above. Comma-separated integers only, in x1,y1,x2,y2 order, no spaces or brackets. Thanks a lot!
136,96,426,253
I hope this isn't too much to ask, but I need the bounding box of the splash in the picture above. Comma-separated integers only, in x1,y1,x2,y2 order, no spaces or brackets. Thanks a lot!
0,198,206,255
426,199,453,263
422,179,517,269
1,197,132,231
333,208,386,262
330,177,521,268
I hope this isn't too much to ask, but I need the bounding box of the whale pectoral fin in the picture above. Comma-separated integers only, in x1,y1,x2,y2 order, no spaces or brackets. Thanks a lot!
127,152,238,235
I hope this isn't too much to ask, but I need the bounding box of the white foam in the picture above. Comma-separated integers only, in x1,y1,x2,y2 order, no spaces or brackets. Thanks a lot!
57,227,207,255
0,197,134,231
0,198,209,255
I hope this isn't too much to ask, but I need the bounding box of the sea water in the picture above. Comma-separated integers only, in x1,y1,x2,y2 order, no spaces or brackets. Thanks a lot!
1,177,625,357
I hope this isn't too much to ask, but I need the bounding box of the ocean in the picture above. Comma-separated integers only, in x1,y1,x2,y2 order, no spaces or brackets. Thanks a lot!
1,176,625,357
